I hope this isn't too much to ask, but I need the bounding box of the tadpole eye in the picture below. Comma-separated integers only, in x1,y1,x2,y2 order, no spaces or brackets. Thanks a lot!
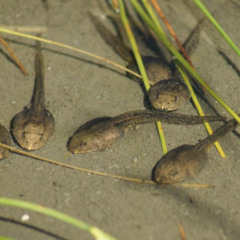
170,171,179,177
80,142,87,147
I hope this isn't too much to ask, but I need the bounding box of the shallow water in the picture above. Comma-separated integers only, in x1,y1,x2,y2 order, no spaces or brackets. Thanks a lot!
0,0,240,239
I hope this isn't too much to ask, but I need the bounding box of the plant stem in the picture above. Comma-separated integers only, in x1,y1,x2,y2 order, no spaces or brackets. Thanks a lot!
193,0,240,56
177,66,225,157
0,198,116,240
118,0,168,154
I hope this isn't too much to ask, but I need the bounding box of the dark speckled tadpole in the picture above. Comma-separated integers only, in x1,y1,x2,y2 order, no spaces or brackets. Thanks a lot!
0,124,11,159
88,12,190,111
153,118,238,184
12,41,55,151
67,110,225,154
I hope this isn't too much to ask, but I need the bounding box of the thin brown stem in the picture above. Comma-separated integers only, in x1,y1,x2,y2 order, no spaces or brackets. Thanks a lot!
179,221,187,240
0,35,28,75
0,143,214,188
150,0,194,68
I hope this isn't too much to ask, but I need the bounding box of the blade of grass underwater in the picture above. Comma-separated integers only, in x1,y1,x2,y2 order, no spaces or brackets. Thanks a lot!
143,1,225,156
117,0,168,154
141,0,165,36
0,237,15,240
177,66,225,157
193,0,240,57
0,198,116,240
129,0,240,123
0,27,142,79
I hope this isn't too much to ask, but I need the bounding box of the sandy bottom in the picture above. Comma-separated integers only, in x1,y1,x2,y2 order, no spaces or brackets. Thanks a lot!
0,0,240,239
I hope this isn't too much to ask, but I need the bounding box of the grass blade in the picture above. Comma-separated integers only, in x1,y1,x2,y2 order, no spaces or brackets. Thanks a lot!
117,0,168,154
0,237,15,240
0,198,116,240
193,0,240,56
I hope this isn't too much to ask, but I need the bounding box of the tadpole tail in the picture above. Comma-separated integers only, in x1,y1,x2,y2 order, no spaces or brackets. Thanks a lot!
88,11,134,62
31,40,45,112
195,118,238,152
111,110,225,127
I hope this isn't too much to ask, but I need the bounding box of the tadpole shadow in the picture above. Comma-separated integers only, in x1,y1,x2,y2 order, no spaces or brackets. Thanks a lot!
0,216,69,240
218,50,240,79
159,185,240,238
127,182,240,239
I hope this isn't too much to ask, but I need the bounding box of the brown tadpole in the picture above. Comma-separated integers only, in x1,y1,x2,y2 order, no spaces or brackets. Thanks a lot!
0,124,11,159
148,79,190,111
67,110,225,154
88,12,190,111
12,41,55,151
153,118,238,184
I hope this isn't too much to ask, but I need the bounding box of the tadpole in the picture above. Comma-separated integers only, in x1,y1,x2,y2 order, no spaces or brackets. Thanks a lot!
12,42,55,151
153,118,238,184
67,110,224,154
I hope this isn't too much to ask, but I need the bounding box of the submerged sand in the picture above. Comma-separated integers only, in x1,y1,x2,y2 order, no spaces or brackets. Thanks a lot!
0,0,240,239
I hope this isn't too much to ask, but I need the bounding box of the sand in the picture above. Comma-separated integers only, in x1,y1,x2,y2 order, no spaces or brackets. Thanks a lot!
0,0,240,239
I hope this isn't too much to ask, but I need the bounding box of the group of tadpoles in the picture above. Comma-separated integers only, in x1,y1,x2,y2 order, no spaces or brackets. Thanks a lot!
0,13,238,186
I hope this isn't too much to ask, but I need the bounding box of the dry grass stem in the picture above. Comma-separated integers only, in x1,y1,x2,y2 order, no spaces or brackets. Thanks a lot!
179,221,187,240
0,143,213,188
0,28,142,79
0,25,48,33
0,35,28,75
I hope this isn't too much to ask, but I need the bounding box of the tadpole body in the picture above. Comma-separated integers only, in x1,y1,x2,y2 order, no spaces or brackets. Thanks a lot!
89,12,190,111
0,124,11,159
67,110,224,154
153,119,238,184
12,42,55,151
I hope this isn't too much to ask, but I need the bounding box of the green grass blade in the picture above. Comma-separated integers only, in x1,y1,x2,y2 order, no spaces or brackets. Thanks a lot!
141,0,165,36
177,65,225,157
118,0,168,154
118,0,150,90
193,0,240,56
0,237,15,240
0,198,116,240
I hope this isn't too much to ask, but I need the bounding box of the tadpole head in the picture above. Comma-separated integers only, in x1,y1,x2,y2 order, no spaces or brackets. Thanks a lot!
127,56,173,85
67,123,124,154
12,110,55,151
14,121,45,151
153,160,188,184
67,131,100,154
149,79,190,111
67,116,125,154
153,144,206,184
